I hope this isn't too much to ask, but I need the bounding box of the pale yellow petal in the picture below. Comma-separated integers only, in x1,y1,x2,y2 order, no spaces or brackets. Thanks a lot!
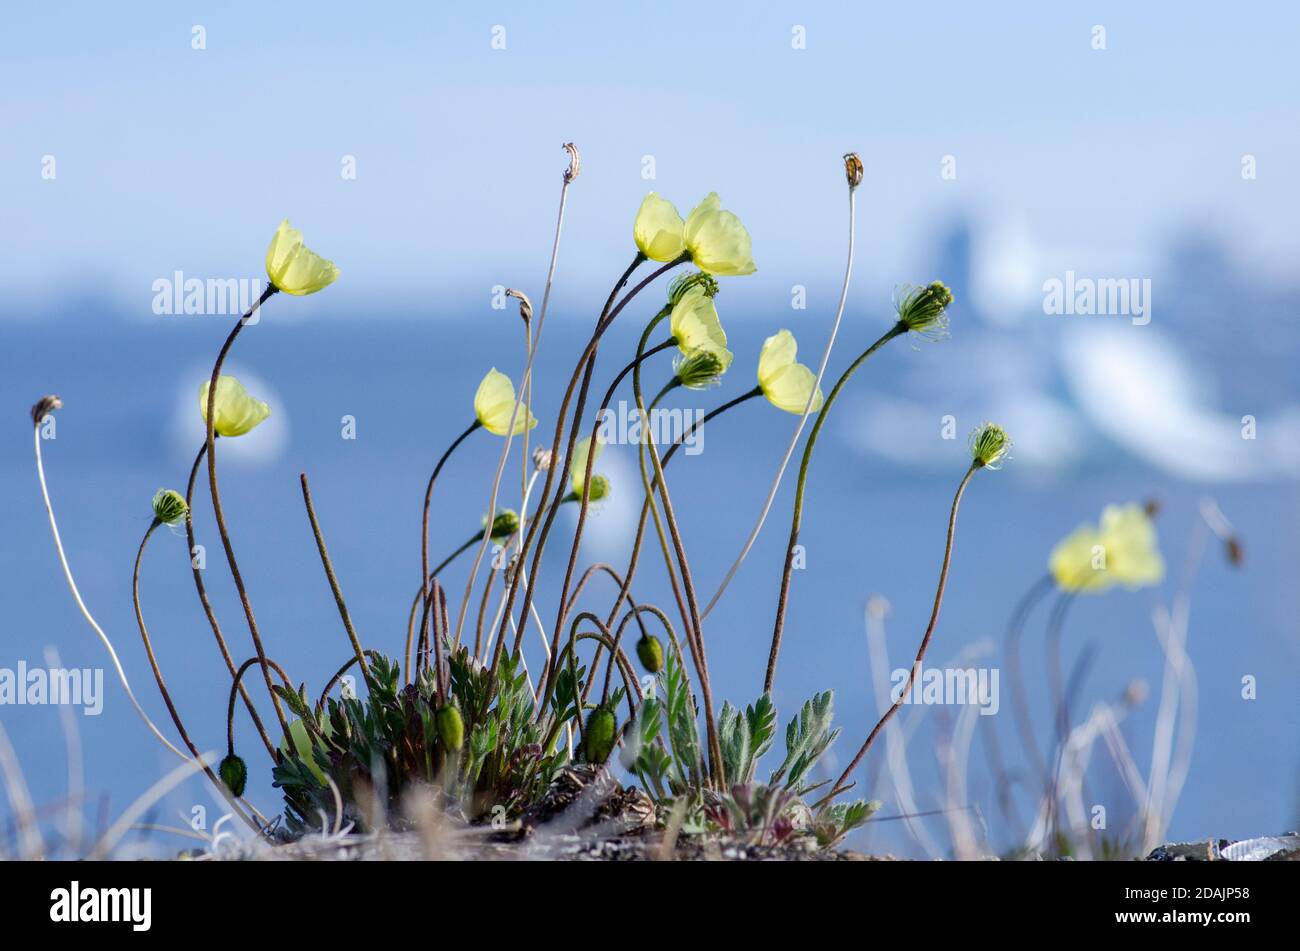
265,219,339,295
633,193,686,262
474,369,536,436
199,375,271,438
670,286,729,358
683,193,755,276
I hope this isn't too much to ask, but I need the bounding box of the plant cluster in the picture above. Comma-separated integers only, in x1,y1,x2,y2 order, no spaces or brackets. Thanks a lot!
31,148,1014,852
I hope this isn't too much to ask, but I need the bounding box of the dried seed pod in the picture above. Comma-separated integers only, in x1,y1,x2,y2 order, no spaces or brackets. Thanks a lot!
31,394,62,426
505,287,533,325
562,142,581,183
843,152,864,188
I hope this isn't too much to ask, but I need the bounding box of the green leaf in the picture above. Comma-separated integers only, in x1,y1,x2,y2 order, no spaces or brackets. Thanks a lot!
664,648,701,784
718,702,750,787
770,690,839,791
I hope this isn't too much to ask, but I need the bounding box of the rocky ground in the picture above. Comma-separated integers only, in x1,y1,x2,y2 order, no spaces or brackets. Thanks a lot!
199,766,1300,862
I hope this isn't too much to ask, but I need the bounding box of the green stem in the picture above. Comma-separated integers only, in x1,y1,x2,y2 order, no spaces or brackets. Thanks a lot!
764,321,906,694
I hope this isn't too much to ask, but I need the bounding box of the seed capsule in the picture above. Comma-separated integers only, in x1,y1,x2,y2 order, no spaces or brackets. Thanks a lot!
436,705,465,752
219,754,248,797
636,634,664,674
584,705,618,764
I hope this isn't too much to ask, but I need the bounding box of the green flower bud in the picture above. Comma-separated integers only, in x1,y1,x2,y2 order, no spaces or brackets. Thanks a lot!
667,270,720,307
896,281,954,336
586,474,611,503
636,634,664,674
969,422,1011,469
584,705,618,764
485,508,520,541
151,488,189,527
674,348,727,390
219,753,247,797
436,704,464,752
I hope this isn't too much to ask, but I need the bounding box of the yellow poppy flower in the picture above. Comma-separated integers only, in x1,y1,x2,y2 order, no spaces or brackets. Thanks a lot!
265,219,340,296
758,330,823,414
474,369,537,436
569,435,603,496
683,193,756,276
633,193,686,262
1049,503,1165,593
199,375,271,437
670,285,733,370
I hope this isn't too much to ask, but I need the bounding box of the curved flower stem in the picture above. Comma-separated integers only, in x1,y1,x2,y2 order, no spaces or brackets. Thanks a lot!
702,177,861,619
204,285,291,743
314,650,384,716
417,418,481,688
185,441,275,760
588,386,762,707
1044,591,1080,757
453,167,583,645
133,519,258,829
563,563,652,646
1004,572,1056,785
548,333,676,677
300,473,369,681
472,561,501,661
488,255,684,692
226,656,296,758
31,417,188,762
405,529,481,679
818,460,984,807
765,321,906,694
631,332,725,787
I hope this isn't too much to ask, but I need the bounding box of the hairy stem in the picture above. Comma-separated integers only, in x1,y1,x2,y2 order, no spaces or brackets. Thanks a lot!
133,520,257,829
300,473,369,681
32,417,188,761
185,441,275,759
820,461,983,806
702,180,860,619
417,419,481,688
204,285,291,742
765,321,906,694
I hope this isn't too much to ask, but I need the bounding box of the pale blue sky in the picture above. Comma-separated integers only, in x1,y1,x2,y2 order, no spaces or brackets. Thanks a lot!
2,1,1296,316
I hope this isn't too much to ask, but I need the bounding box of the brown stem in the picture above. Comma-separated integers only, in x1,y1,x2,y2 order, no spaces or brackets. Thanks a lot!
299,472,369,680
486,255,681,692
184,440,275,759
133,520,256,829
204,285,291,742
473,560,501,662
589,387,761,707
630,349,724,785
550,336,675,662
226,656,296,757
418,419,482,689
766,323,905,695
819,461,982,806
